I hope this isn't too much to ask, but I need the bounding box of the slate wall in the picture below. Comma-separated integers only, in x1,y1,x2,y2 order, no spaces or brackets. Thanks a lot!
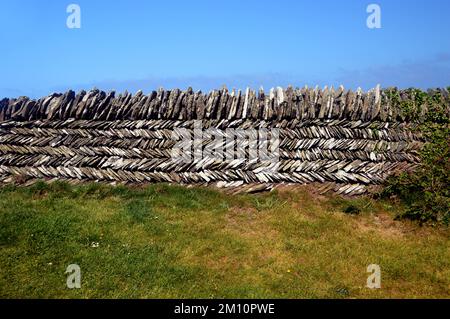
0,86,448,195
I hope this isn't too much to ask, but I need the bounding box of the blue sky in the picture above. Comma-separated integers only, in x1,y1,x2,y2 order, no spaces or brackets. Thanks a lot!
1,0,449,98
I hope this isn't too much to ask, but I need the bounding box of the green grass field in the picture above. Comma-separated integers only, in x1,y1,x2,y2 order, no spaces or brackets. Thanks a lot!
0,181,448,298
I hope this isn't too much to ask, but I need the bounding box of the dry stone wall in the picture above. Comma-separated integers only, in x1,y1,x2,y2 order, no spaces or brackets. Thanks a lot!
0,86,448,195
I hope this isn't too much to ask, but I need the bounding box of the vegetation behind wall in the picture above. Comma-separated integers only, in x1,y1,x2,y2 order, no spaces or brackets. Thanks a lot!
381,88,450,225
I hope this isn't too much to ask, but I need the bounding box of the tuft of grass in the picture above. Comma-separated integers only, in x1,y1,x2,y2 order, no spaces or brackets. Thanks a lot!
343,205,361,215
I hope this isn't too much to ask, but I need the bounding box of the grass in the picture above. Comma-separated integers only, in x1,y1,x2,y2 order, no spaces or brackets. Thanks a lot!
0,181,448,298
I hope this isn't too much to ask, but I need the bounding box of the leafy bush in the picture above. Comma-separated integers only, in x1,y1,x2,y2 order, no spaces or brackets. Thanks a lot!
381,88,450,225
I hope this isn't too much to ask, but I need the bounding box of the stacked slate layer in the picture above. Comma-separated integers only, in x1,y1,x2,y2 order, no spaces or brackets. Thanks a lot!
0,86,448,195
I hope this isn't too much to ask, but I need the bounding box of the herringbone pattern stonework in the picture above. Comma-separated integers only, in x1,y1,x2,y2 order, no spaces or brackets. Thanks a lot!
0,86,448,195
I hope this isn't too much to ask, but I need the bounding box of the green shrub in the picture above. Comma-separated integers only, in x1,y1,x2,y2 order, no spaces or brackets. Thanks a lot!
381,88,450,225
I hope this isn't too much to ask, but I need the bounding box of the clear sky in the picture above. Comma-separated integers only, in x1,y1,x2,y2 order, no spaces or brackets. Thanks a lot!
1,0,449,98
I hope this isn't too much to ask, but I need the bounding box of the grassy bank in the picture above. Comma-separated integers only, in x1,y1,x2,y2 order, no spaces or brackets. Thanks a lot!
0,182,448,298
